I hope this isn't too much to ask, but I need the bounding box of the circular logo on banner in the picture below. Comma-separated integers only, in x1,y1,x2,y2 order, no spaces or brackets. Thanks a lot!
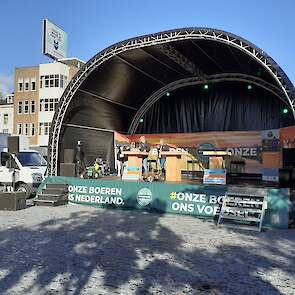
137,188,153,206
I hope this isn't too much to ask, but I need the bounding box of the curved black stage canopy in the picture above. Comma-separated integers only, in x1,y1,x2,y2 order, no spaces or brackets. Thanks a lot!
48,27,295,175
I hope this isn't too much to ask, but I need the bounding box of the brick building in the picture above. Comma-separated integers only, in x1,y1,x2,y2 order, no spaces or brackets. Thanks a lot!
13,58,83,151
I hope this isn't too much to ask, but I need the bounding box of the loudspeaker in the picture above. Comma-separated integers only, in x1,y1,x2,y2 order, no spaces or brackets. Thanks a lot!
64,149,74,163
291,168,295,188
0,192,26,211
60,163,76,177
279,168,292,188
283,148,295,168
7,136,19,154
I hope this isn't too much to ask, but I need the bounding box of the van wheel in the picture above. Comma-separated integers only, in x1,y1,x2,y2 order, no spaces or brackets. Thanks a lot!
16,184,30,199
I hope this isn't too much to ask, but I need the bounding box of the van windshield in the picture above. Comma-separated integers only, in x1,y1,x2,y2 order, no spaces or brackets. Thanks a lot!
17,152,47,167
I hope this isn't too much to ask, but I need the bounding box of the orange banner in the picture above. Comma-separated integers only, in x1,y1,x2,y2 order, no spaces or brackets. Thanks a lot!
115,130,263,173
280,126,295,149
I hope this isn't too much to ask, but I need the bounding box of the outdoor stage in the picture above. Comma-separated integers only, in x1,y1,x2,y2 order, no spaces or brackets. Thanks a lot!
42,27,295,231
38,176,291,229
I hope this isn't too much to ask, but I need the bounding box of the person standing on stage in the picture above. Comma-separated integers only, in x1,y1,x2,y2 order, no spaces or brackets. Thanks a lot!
139,136,150,173
75,140,85,178
158,138,169,173
116,145,124,177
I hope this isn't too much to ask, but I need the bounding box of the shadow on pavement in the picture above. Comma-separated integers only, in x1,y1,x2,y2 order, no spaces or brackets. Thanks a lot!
0,204,294,294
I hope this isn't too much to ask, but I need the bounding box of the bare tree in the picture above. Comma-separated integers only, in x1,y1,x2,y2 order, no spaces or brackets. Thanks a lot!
0,91,5,104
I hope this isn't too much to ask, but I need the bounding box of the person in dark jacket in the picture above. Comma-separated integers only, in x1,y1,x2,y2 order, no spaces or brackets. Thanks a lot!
116,145,124,177
139,136,150,173
75,140,85,177
158,138,169,172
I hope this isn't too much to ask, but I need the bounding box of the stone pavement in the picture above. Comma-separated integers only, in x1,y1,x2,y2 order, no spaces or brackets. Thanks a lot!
0,205,294,295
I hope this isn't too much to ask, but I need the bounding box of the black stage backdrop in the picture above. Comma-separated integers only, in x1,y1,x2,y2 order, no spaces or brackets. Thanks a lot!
59,126,115,173
136,83,293,134
57,82,294,174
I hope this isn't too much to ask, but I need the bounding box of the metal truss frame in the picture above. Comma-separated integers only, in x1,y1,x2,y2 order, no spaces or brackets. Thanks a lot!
128,73,287,134
157,43,207,79
140,48,187,77
48,27,295,176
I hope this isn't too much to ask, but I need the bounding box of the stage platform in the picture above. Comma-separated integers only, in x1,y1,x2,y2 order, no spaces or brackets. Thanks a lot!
38,176,293,229
103,174,281,188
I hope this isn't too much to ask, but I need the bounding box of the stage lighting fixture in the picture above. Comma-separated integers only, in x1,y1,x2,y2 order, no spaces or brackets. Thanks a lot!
282,108,289,114
139,118,144,123
256,69,262,76
166,92,170,97
203,84,209,90
247,84,252,90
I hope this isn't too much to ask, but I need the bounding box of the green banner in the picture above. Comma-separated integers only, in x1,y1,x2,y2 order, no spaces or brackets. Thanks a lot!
39,177,290,229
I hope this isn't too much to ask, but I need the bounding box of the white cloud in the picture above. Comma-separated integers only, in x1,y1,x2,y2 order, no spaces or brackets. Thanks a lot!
0,73,14,97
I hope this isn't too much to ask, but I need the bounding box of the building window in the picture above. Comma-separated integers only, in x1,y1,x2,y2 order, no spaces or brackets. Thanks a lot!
6,95,13,104
44,99,48,111
39,122,51,135
49,99,55,111
49,75,54,87
17,124,22,135
40,76,43,88
24,123,29,135
18,79,23,92
31,101,36,114
44,75,49,88
24,101,29,114
60,75,64,88
40,98,58,112
31,123,35,136
24,78,29,91
40,75,50,88
54,98,59,110
54,74,59,87
40,74,67,88
3,114,8,125
31,78,36,91
45,123,50,135
60,75,67,88
18,101,23,114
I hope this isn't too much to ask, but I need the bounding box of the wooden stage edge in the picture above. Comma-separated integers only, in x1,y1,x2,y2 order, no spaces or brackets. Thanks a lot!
102,175,281,188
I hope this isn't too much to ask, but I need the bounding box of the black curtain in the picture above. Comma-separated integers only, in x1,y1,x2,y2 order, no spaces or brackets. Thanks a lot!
59,126,115,173
136,83,293,133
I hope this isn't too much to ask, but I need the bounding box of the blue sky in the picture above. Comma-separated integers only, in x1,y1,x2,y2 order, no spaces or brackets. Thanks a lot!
0,0,294,96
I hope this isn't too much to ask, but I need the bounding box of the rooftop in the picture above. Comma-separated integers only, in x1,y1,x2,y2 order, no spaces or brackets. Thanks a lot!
58,57,85,69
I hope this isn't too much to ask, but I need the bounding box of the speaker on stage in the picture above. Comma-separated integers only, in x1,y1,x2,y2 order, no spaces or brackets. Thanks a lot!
291,168,295,188
60,163,76,177
283,148,295,168
64,149,74,163
279,168,292,188
7,136,19,154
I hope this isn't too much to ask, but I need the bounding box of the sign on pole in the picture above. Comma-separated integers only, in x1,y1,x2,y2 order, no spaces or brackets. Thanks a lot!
42,19,68,60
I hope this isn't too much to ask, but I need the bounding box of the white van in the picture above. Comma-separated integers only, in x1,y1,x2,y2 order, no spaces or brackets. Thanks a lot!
0,150,47,198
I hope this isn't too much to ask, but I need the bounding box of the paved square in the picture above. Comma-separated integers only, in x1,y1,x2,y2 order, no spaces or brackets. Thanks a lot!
0,205,294,294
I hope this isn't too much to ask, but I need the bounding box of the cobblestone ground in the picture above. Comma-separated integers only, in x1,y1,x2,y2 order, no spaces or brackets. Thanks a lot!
0,205,294,295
